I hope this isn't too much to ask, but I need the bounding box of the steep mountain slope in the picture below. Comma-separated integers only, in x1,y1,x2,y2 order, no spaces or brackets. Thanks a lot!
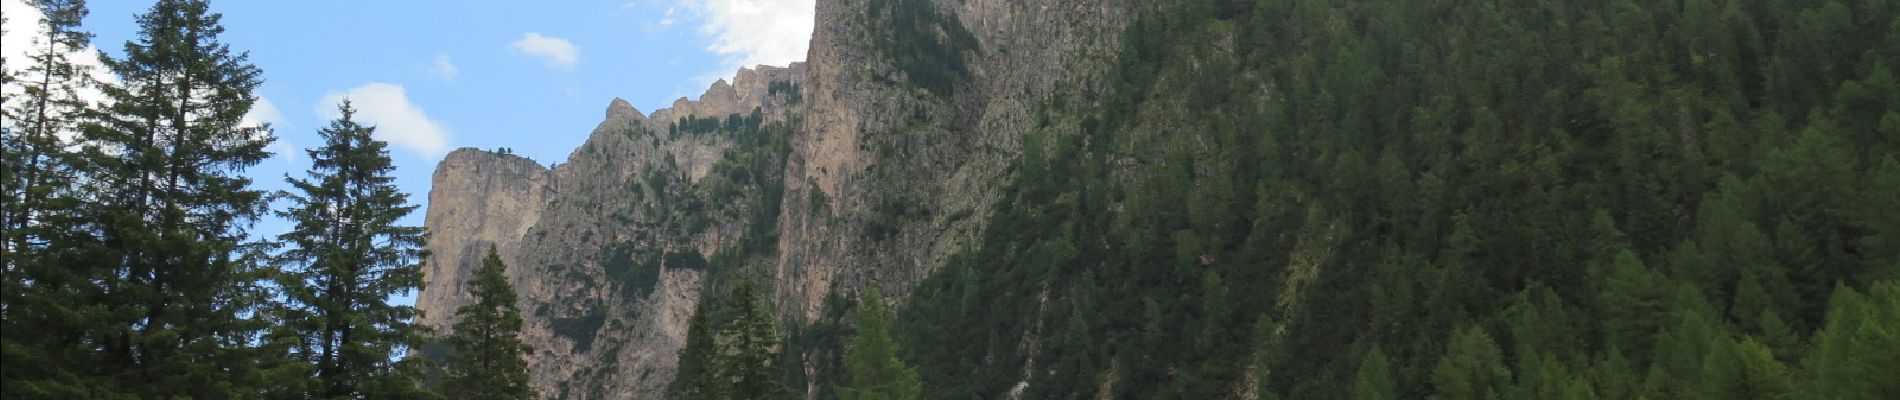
421,0,1135,398
422,0,1900,398
420,64,809,398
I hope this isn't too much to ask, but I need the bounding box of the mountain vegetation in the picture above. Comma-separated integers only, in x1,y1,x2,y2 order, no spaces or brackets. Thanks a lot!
843,0,1900,398
5,0,1899,398
443,248,537,400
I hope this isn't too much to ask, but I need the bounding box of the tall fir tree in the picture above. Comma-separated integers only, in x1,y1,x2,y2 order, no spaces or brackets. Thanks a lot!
671,298,722,400
0,1,97,397
74,0,275,396
719,279,788,400
841,287,922,400
442,246,535,400
271,101,432,398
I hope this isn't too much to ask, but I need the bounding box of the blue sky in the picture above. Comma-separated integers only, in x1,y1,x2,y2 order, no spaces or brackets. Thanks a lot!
4,0,813,303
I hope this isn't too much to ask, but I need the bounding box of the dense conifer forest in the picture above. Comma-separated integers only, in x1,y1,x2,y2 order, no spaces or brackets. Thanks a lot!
676,0,1900,398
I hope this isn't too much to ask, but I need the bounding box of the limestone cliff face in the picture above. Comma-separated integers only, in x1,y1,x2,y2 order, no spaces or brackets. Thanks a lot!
419,0,1132,398
776,0,1133,319
421,64,806,399
417,148,549,332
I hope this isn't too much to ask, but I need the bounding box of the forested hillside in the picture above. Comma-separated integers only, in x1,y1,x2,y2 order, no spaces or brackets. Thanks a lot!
670,0,1900,398
10,0,1900,398
896,0,1900,398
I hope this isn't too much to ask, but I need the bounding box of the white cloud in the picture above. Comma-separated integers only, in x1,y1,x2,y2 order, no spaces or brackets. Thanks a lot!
509,33,580,71
3,0,114,99
243,96,299,165
2,0,115,141
430,53,460,82
659,6,680,27
318,83,451,157
670,0,814,78
243,96,285,129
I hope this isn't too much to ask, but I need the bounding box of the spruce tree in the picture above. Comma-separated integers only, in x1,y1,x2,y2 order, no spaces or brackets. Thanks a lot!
75,0,275,396
842,287,922,400
0,1,97,397
671,299,721,400
273,101,431,398
719,279,788,400
442,247,535,400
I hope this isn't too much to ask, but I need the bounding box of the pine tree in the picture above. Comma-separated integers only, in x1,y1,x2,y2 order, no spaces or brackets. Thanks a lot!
74,0,275,396
0,1,98,397
273,101,431,398
842,287,922,400
442,247,535,400
719,279,788,400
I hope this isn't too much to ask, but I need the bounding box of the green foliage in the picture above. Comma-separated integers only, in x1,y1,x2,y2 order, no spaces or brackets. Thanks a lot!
878,0,1900,398
1801,281,1900,400
602,244,662,297
2,2,449,398
442,247,536,400
864,0,979,97
674,280,790,400
671,300,722,400
1352,346,1398,400
718,280,790,400
1,0,98,396
769,80,804,104
3,0,282,396
268,101,432,397
1695,337,1794,400
550,307,608,353
666,249,711,270
842,288,922,400
1431,327,1511,400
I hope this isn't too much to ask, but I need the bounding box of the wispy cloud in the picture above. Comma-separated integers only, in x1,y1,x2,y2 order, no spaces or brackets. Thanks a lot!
430,53,460,82
318,83,452,157
509,32,580,72
672,0,814,78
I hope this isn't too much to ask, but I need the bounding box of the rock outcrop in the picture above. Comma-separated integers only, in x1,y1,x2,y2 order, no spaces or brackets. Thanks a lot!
418,0,1133,398
417,149,549,332
421,64,807,399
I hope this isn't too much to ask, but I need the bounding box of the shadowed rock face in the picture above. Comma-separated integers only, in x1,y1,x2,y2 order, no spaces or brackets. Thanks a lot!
419,0,1133,398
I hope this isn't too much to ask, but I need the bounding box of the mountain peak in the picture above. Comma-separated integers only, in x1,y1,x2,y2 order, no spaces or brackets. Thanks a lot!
606,97,642,122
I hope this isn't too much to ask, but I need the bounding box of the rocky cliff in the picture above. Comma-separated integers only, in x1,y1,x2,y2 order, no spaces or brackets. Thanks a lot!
418,0,1133,398
417,148,549,332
